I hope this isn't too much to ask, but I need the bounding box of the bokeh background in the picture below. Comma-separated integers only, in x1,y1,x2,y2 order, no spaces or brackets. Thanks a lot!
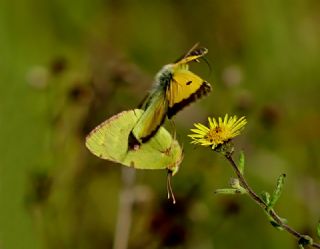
1,0,320,248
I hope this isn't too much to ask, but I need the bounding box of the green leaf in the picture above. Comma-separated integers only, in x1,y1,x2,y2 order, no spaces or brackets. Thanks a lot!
270,220,284,231
238,151,245,174
261,191,270,206
298,236,313,247
317,220,320,239
214,188,244,195
280,217,288,224
269,216,288,231
269,174,286,208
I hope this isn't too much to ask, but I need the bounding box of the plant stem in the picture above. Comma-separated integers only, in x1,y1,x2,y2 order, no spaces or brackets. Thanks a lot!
225,155,320,249
113,167,136,249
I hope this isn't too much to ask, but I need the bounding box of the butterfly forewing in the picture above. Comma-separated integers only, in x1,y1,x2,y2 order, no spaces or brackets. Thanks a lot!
132,90,168,143
167,69,211,118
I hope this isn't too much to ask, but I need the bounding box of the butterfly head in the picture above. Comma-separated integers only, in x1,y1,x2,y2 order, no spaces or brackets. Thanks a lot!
156,45,209,82
155,64,174,89
189,47,208,56
167,147,183,176
174,45,208,65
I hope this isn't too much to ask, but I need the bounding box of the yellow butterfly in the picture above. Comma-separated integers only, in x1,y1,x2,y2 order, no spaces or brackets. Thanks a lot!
129,44,212,148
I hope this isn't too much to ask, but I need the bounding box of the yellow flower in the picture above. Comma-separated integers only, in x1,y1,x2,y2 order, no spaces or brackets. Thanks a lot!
188,114,247,149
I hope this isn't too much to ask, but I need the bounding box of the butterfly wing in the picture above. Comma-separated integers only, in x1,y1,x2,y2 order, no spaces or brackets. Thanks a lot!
86,109,183,171
86,110,139,161
132,89,168,143
167,69,211,118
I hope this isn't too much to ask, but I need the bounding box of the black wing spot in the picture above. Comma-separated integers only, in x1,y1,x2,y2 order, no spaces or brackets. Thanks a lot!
186,81,192,85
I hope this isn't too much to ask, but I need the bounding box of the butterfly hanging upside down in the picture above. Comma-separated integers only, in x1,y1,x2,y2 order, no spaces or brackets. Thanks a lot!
129,44,212,149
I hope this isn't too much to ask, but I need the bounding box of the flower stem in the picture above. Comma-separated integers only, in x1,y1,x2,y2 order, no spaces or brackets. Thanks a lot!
225,155,320,249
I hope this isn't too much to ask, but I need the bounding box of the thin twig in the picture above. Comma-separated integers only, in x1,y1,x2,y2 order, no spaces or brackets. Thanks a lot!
225,155,320,249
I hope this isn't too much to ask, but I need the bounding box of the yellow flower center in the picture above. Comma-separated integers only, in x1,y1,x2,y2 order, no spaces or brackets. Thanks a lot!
206,126,231,145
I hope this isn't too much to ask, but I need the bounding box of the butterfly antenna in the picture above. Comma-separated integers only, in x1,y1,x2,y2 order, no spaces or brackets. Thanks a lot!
200,56,212,77
169,119,176,141
184,42,200,59
166,170,176,204
174,42,200,63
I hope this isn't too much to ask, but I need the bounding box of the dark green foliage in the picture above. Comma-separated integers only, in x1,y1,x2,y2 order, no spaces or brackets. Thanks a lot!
269,174,286,209
261,191,271,206
238,151,245,175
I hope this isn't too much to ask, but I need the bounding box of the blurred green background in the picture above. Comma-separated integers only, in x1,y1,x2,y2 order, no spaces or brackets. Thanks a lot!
1,0,320,248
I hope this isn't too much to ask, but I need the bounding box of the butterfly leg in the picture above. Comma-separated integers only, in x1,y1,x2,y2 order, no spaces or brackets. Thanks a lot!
166,169,176,204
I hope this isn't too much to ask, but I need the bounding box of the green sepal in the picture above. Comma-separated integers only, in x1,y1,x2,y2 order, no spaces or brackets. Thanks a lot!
269,174,286,208
238,151,245,175
214,141,234,157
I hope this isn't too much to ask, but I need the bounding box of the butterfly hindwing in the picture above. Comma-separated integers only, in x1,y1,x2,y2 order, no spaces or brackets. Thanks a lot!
167,69,211,118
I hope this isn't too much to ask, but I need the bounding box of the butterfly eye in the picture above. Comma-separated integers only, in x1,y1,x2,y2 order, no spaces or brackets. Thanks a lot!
186,81,192,85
